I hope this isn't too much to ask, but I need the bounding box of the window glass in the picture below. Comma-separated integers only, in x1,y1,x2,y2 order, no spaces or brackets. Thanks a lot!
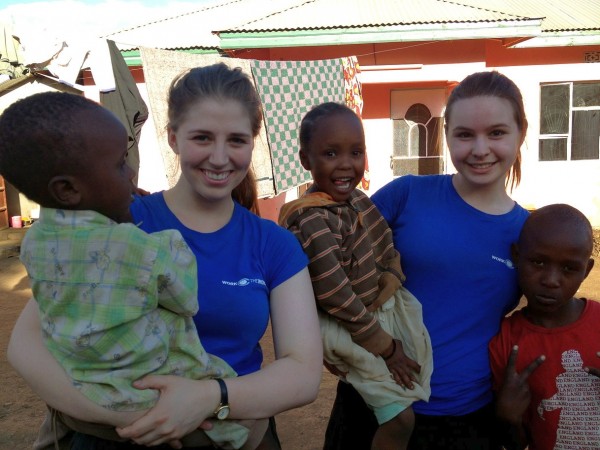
405,103,431,123
427,118,443,157
573,82,600,107
540,84,569,134
391,103,443,175
393,120,409,157
571,110,600,160
409,124,427,157
539,81,599,161
539,138,567,161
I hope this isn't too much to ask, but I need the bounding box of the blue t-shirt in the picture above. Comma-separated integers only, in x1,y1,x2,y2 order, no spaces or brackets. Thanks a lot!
130,193,308,375
372,174,529,415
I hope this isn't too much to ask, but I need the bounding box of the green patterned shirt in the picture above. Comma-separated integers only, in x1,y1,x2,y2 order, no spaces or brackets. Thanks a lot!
20,208,233,411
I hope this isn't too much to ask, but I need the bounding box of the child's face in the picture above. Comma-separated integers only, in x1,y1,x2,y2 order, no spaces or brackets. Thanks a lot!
513,224,594,318
299,112,365,202
446,96,522,192
78,109,135,223
168,97,254,207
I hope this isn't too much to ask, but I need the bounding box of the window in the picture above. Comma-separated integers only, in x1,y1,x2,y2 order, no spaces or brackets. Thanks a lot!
392,103,444,176
539,81,600,161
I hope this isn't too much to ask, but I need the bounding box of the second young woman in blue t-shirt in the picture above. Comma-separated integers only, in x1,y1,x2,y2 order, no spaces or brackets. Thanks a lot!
324,71,531,449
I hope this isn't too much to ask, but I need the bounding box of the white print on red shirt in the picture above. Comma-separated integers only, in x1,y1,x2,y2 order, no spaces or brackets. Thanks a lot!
537,349,600,449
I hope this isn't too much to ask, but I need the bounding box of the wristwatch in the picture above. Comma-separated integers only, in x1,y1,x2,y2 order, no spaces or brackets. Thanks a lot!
213,378,230,420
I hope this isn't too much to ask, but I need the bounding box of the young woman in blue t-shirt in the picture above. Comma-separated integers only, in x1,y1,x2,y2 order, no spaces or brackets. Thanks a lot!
324,71,531,450
8,63,322,450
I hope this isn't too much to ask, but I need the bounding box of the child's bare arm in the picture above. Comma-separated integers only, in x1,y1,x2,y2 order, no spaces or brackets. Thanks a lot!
382,249,405,283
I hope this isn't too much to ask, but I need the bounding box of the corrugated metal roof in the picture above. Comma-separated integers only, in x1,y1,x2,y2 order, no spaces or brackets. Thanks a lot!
226,0,533,32
103,0,599,51
102,0,305,50
451,0,600,32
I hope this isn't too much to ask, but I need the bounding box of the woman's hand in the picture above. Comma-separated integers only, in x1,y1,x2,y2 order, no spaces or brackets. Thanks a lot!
383,339,421,389
118,268,322,446
116,376,219,447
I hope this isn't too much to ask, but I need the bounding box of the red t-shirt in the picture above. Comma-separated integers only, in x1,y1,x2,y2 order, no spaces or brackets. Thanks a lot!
489,299,600,450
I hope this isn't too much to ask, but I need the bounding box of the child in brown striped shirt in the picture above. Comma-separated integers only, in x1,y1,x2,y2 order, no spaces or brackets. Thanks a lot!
279,102,432,450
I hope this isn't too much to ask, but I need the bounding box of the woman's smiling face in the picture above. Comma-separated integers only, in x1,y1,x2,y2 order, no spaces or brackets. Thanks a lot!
446,95,523,192
168,97,254,206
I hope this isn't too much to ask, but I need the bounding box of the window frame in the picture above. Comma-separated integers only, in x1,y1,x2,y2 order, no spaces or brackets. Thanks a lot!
539,81,600,162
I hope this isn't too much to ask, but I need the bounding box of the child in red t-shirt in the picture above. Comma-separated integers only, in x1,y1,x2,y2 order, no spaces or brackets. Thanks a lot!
489,203,600,450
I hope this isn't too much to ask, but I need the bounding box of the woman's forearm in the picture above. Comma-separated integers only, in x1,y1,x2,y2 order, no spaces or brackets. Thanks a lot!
7,299,143,427
227,268,322,418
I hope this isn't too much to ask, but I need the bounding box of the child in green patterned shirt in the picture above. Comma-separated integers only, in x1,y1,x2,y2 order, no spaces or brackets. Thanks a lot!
0,91,266,450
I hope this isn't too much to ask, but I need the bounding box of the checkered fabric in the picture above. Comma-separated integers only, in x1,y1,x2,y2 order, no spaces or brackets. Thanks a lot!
251,59,345,193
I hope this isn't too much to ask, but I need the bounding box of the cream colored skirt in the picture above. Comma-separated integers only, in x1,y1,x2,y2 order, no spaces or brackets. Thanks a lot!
319,286,433,424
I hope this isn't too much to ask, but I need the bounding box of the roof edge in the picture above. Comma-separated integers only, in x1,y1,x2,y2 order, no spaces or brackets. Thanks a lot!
219,20,543,49
512,31,600,48
119,49,222,66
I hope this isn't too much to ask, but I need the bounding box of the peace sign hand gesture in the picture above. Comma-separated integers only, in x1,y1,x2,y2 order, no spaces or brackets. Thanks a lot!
496,345,545,426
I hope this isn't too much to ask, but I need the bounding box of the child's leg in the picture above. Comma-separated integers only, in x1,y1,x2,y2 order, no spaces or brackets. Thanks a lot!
372,406,414,450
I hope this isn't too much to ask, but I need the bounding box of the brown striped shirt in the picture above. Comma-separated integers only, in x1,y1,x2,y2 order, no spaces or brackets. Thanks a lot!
279,189,402,348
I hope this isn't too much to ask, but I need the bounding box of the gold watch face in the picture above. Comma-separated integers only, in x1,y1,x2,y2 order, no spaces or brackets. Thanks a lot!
215,405,230,420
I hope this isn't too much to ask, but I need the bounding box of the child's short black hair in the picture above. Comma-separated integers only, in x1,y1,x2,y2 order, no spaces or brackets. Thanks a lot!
299,102,359,152
521,204,593,256
0,91,102,205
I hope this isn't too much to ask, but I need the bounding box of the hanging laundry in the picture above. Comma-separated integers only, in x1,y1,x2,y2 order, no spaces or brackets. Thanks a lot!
251,59,345,194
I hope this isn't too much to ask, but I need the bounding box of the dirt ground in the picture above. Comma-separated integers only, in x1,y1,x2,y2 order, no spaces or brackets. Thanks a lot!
2,247,600,450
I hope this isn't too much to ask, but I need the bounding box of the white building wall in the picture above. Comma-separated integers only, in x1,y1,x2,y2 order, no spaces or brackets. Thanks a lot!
505,64,600,227
360,62,600,226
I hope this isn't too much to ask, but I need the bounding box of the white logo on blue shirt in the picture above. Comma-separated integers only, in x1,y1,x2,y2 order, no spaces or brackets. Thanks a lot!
222,278,266,287
491,255,514,269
